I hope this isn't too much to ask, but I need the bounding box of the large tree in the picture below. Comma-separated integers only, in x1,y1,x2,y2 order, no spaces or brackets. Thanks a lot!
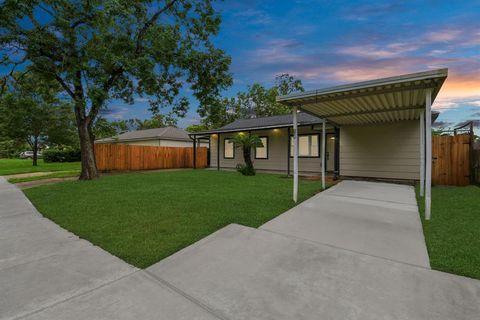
0,71,75,166
0,0,232,179
198,73,304,129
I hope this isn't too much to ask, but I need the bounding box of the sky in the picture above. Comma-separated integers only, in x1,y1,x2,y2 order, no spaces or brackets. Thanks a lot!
37,1,480,131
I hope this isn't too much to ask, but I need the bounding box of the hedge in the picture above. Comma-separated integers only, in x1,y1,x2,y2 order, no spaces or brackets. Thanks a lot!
43,149,81,163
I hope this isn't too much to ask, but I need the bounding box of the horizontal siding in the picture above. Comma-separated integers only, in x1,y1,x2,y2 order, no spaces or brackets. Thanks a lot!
340,120,420,180
209,126,325,173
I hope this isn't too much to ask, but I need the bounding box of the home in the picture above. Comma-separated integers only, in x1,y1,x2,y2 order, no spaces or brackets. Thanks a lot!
191,113,337,176
191,69,448,219
95,127,208,148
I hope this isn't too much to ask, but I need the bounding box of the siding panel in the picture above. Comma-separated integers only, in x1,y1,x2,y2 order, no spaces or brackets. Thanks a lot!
340,121,420,180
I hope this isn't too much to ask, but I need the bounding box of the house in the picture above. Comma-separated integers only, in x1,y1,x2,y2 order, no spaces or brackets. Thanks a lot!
191,113,336,175
95,127,208,148
193,69,448,218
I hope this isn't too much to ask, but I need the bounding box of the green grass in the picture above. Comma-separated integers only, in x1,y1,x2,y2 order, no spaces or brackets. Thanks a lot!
416,185,480,279
8,170,80,183
0,159,80,176
24,170,323,268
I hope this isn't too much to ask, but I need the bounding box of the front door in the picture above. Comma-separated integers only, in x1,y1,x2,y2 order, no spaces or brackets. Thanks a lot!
326,134,335,172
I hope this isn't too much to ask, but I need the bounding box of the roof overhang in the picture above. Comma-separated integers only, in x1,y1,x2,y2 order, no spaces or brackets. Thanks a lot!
277,68,448,126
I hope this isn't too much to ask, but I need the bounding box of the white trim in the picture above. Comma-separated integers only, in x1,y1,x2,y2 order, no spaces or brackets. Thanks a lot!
293,107,298,203
425,89,432,220
420,112,425,197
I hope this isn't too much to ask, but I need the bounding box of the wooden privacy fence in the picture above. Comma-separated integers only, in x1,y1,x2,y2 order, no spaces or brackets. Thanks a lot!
95,144,208,171
432,134,471,186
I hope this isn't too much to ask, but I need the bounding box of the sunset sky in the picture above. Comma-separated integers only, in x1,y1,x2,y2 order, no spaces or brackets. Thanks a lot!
47,1,480,130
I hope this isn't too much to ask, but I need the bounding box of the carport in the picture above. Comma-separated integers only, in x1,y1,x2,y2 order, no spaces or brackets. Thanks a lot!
278,69,448,219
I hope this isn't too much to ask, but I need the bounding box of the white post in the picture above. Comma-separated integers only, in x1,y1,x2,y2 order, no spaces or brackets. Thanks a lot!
293,106,298,203
420,112,425,197
321,120,326,189
425,88,432,220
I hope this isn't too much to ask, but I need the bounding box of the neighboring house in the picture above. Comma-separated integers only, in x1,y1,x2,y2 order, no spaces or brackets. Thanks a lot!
95,127,208,148
191,113,338,175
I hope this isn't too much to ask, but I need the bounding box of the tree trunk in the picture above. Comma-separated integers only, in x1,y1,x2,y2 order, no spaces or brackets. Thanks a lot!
32,135,38,166
78,119,99,180
243,146,253,168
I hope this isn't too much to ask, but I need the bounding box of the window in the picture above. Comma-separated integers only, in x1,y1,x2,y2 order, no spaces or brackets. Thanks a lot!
290,134,319,157
255,137,268,159
224,138,234,159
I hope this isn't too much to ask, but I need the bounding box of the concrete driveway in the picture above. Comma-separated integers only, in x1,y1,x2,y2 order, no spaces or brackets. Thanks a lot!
261,180,431,267
2,178,479,319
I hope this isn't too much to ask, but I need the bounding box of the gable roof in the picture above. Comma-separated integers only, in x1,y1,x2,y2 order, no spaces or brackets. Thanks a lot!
193,112,323,135
95,127,191,143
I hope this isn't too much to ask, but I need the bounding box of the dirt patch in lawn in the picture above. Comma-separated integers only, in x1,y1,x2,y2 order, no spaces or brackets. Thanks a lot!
17,177,78,189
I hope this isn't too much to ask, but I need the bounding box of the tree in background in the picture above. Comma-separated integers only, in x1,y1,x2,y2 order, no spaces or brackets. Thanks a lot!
198,73,304,129
1,0,232,179
0,72,75,166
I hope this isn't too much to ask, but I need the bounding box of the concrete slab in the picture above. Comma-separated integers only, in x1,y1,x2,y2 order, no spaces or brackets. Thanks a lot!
261,188,430,267
0,177,137,320
149,224,480,320
0,240,136,320
0,213,79,270
324,180,417,205
23,271,220,320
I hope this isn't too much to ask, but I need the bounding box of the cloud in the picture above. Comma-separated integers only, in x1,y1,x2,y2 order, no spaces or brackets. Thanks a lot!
101,107,130,120
338,42,420,59
432,121,453,129
425,29,462,43
233,9,272,25
342,3,406,21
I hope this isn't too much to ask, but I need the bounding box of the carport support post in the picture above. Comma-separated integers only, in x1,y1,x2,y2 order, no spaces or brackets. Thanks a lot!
425,88,432,220
293,106,298,203
321,120,326,189
420,112,425,197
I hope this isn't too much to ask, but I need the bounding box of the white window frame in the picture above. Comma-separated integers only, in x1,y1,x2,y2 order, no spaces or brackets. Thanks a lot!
255,136,268,159
224,138,235,159
290,134,320,158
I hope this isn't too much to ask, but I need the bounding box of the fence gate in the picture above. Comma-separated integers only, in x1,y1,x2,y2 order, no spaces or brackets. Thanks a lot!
432,134,471,186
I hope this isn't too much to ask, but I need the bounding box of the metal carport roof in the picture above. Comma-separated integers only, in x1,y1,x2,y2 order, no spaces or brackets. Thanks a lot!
277,68,447,126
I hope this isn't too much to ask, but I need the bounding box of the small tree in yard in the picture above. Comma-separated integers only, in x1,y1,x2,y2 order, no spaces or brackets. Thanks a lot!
0,72,73,166
0,0,232,180
232,133,263,176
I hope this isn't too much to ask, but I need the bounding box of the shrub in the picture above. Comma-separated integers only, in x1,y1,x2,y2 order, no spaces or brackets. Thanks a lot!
43,148,81,162
236,163,256,176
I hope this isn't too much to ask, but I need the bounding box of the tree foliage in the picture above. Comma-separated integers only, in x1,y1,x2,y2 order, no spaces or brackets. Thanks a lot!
0,0,232,179
198,73,304,129
232,133,263,176
0,71,75,165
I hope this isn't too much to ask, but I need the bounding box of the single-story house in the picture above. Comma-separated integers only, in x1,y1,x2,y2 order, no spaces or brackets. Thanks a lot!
191,68,448,219
190,113,337,175
95,127,208,148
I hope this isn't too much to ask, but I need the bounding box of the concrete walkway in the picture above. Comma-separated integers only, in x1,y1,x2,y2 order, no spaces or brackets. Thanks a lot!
0,177,220,320
2,178,479,319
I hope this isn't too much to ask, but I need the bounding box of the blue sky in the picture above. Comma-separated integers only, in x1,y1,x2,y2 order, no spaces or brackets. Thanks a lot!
73,1,480,131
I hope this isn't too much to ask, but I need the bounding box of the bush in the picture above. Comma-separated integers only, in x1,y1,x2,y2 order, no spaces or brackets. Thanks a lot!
43,148,81,162
236,163,256,176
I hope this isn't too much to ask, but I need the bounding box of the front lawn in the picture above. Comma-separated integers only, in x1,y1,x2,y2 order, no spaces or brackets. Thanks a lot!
0,159,80,176
25,170,322,268
417,185,480,279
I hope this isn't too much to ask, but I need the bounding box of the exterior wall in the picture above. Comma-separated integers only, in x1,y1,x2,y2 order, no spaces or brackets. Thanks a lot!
339,120,420,180
209,126,325,174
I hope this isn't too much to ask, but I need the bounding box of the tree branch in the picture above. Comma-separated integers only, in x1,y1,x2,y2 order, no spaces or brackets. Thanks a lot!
135,0,178,54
